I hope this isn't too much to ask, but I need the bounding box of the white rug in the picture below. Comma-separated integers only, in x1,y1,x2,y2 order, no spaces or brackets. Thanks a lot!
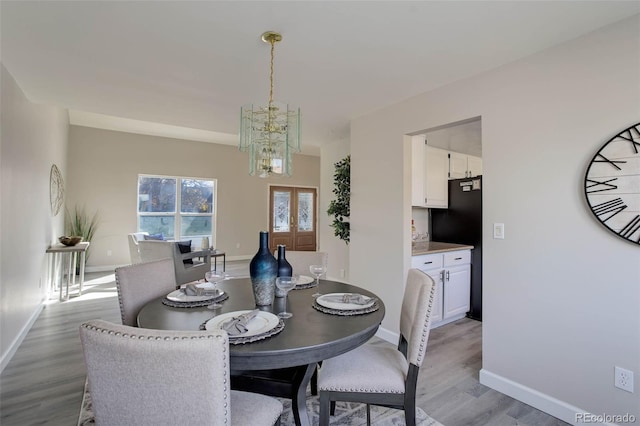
78,379,443,425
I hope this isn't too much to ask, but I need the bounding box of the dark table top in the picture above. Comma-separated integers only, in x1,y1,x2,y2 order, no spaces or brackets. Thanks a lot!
137,278,385,370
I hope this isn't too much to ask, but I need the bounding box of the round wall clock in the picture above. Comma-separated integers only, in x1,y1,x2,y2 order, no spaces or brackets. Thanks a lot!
584,122,640,245
49,164,65,216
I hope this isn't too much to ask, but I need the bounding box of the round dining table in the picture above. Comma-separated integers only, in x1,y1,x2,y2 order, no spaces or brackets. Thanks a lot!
137,278,385,426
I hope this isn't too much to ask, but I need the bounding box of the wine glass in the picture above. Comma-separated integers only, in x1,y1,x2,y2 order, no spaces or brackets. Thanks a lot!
275,276,297,318
205,270,226,309
309,264,327,297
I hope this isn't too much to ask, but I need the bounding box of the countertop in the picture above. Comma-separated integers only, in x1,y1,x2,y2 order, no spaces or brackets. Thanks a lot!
412,241,474,256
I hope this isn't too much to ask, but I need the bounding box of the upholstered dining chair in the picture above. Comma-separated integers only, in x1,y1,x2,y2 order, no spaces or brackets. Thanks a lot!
317,268,436,426
80,319,282,426
115,258,178,327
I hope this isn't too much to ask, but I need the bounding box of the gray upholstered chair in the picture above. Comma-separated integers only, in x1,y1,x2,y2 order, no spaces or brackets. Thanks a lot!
80,319,282,426
318,268,436,426
115,258,178,327
279,250,328,278
127,232,149,264
138,240,211,286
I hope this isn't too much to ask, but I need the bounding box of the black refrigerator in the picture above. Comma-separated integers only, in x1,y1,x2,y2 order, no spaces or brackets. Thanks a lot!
431,177,483,321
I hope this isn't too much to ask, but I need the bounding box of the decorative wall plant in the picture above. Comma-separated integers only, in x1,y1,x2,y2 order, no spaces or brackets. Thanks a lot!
327,155,350,243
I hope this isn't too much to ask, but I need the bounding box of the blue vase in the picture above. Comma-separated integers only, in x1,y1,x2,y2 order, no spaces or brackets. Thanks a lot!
249,232,277,305
275,245,293,297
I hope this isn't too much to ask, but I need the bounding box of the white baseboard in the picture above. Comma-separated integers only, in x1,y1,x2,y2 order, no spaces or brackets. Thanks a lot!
479,369,613,426
375,326,398,344
1,302,45,374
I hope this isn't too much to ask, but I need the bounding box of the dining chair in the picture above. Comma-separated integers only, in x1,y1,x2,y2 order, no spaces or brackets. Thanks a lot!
80,319,282,426
317,268,436,426
115,258,178,327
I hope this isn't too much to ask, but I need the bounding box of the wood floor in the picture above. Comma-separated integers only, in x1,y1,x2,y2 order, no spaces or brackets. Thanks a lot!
0,261,568,426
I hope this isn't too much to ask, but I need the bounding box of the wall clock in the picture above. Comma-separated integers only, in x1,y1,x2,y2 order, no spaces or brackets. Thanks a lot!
49,164,64,216
584,122,640,245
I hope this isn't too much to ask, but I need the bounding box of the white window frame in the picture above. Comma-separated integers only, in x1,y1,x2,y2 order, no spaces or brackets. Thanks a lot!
137,174,217,248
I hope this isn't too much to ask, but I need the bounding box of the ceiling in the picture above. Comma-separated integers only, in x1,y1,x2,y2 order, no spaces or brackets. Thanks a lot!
2,2,639,155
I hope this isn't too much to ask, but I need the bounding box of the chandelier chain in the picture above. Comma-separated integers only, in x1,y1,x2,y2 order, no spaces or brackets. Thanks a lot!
269,39,275,106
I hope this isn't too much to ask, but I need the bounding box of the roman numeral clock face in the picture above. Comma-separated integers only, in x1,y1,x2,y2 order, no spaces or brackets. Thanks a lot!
584,122,640,245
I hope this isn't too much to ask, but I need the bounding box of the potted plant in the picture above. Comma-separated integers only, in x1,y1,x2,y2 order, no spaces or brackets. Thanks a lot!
327,155,350,243
65,205,100,272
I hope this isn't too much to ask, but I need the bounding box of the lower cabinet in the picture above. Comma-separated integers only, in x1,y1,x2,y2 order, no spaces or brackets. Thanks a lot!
411,249,471,328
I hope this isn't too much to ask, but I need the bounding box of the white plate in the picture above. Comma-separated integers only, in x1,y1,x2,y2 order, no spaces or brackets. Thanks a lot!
205,310,280,338
166,289,216,303
316,293,375,311
295,275,315,285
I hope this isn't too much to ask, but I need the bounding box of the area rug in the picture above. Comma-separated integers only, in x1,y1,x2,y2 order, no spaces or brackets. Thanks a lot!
78,379,443,425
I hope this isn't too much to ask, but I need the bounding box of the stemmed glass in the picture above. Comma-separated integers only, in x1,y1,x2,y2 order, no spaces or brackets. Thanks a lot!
275,276,297,318
205,270,226,309
309,264,327,297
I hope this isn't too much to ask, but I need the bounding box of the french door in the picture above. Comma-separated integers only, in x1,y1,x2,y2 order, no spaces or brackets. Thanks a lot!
269,186,317,252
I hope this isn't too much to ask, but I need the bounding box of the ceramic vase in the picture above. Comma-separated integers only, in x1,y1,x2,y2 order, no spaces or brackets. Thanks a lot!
275,245,293,297
249,232,277,305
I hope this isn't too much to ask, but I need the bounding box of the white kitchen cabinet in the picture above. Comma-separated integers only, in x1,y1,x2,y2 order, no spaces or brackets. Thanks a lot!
449,152,483,179
411,139,449,208
411,249,471,328
424,146,449,208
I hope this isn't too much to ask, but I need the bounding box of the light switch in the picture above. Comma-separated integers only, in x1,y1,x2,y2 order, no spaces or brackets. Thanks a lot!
493,223,505,239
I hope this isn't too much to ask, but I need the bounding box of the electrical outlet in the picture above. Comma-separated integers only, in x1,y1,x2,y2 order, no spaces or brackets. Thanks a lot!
236,243,241,249
107,250,112,257
615,366,634,393
493,223,505,239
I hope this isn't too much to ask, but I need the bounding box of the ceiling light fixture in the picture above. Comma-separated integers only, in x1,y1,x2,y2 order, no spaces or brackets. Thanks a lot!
239,31,301,178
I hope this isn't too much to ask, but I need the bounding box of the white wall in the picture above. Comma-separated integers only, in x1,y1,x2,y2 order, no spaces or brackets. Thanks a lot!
0,64,69,370
350,15,640,423
320,138,350,281
66,126,320,269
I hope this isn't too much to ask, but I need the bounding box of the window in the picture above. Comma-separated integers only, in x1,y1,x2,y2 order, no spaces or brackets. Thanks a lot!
137,175,216,246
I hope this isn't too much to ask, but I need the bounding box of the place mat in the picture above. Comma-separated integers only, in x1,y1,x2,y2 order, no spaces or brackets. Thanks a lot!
312,299,380,316
199,317,285,344
162,291,228,308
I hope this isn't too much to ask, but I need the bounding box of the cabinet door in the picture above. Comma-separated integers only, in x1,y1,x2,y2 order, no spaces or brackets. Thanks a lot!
425,146,448,208
467,155,483,177
411,136,426,207
448,152,468,179
443,264,471,319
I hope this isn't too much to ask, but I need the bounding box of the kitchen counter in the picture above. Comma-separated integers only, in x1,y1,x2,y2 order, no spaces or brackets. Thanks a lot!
412,241,474,256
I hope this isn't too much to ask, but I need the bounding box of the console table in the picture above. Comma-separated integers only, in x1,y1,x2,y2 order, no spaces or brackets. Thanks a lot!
46,242,90,301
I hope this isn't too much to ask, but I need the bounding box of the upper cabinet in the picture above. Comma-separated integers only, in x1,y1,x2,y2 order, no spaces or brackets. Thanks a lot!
449,152,483,179
411,136,448,209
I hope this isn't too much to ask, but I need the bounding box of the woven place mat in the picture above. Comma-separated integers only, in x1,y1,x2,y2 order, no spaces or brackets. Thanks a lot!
293,281,317,290
312,300,380,316
199,318,285,344
162,291,229,308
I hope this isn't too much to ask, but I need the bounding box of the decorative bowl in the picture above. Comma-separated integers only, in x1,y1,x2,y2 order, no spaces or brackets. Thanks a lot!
59,236,82,246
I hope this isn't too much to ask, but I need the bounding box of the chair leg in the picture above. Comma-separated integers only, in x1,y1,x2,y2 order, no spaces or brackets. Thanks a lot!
404,401,416,426
319,392,331,426
311,366,318,395
366,404,371,426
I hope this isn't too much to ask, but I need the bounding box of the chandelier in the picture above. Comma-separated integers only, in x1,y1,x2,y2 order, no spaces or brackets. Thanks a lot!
239,31,301,178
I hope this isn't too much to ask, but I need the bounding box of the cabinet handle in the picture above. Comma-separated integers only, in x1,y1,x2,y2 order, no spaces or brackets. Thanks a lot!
440,270,445,283
445,270,450,281
454,257,462,260
424,261,433,265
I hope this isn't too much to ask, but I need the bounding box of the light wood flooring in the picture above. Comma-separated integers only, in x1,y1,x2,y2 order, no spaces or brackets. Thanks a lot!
0,261,568,425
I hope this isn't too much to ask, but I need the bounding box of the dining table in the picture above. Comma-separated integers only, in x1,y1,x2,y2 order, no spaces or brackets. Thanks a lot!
137,277,385,426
